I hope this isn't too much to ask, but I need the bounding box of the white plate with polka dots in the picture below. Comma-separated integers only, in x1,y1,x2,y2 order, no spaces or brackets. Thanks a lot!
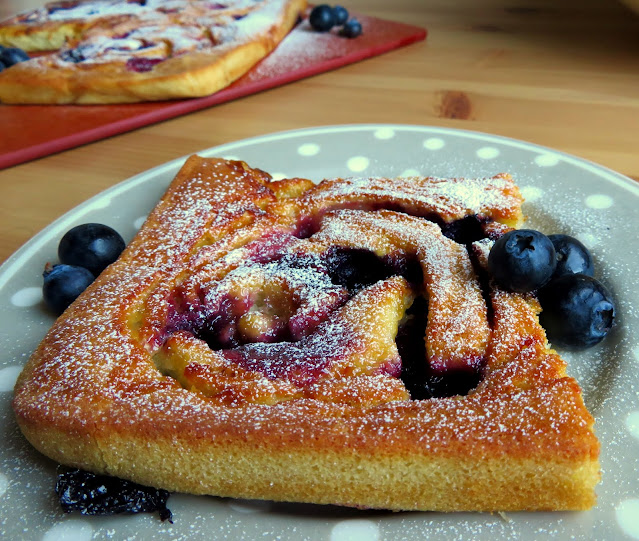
1,124,638,541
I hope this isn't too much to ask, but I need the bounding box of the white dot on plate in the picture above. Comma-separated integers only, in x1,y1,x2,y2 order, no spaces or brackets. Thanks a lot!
11,287,42,307
134,215,147,230
374,127,395,140
346,156,369,173
0,366,22,392
43,520,94,541
0,473,9,497
87,197,112,210
534,153,560,167
400,168,420,177
627,412,639,441
423,137,445,150
616,499,639,539
585,194,614,209
298,143,320,156
331,519,380,541
634,345,639,363
271,172,288,181
520,186,543,202
576,232,599,250
476,147,500,159
228,499,272,513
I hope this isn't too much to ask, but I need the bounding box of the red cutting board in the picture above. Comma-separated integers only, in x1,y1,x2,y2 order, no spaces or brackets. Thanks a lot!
0,13,426,169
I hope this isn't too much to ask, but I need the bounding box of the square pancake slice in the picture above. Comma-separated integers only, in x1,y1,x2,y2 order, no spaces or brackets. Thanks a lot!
0,0,307,103
13,156,600,511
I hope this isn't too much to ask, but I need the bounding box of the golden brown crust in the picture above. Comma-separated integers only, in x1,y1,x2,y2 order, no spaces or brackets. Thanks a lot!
13,156,599,511
0,0,307,104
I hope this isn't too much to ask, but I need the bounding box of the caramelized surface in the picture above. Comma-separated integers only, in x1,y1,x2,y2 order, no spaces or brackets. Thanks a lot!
13,156,600,511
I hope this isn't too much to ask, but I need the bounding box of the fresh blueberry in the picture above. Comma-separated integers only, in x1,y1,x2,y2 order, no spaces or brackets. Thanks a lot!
43,264,95,315
340,18,363,38
309,4,335,32
0,62,5,73
56,469,172,521
538,274,615,349
487,229,556,293
0,47,29,67
58,223,125,277
332,5,349,25
324,247,391,291
548,234,594,279
60,48,86,63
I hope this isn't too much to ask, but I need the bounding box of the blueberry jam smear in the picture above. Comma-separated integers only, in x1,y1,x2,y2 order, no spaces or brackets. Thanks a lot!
440,215,488,245
324,247,424,291
60,48,86,63
396,296,482,399
56,469,172,522
324,247,393,292
126,57,164,72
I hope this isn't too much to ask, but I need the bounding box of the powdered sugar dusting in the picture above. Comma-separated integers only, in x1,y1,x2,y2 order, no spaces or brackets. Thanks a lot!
294,173,523,225
1,125,635,539
6,141,621,536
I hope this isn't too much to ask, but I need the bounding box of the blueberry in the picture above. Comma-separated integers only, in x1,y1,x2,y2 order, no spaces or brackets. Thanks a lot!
60,48,86,63
548,234,594,279
324,247,391,291
309,4,335,32
538,274,615,349
58,223,125,277
487,229,556,293
0,47,29,67
340,18,363,38
0,62,5,73
56,469,172,521
332,5,349,25
43,264,95,315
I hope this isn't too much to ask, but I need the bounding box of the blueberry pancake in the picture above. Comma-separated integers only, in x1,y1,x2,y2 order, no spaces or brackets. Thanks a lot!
13,157,600,511
0,0,307,103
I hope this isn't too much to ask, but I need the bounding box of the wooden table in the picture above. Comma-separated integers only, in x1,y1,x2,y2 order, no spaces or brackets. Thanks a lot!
1,0,638,265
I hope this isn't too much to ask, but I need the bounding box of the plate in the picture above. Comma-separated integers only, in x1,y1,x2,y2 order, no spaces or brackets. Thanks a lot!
1,125,638,541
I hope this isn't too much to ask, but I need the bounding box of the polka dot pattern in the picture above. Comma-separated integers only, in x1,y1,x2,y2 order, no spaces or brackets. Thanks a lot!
42,520,94,541
346,156,369,173
11,287,42,307
330,519,380,541
627,411,639,441
423,137,445,150
617,499,639,539
520,186,543,202
134,215,147,230
374,127,395,140
476,146,500,159
298,143,320,156
585,194,614,209
87,197,112,210
576,232,599,250
0,366,22,392
0,473,9,497
534,153,561,167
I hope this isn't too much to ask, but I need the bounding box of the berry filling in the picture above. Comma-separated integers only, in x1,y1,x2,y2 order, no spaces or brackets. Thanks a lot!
126,57,164,72
159,228,488,399
56,469,172,521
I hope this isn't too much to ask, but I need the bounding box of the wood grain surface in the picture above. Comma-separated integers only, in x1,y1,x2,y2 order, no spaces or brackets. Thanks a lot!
1,0,638,266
